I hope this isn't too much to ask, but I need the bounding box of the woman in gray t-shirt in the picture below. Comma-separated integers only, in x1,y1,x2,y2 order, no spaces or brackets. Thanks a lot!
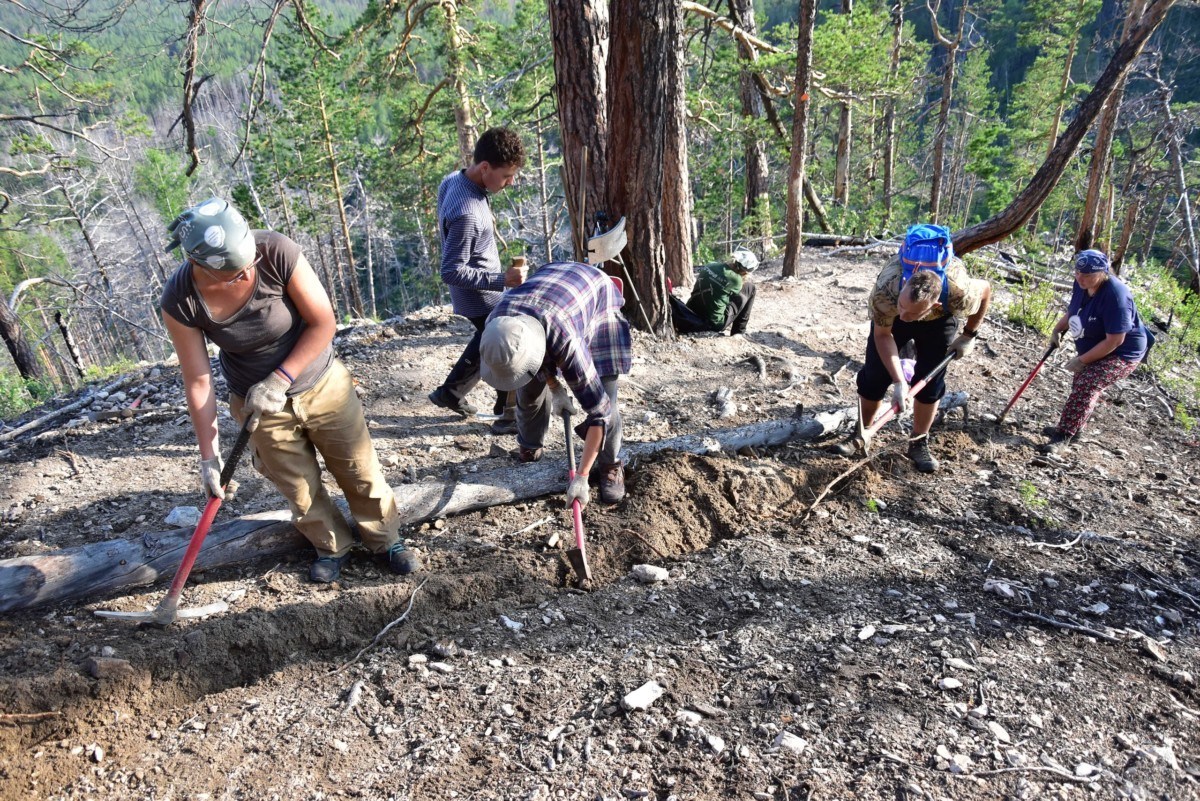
160,198,421,583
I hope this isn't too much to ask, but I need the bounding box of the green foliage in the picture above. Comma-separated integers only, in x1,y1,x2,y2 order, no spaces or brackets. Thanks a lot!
1017,480,1047,510
134,149,193,221
1003,279,1060,336
0,372,56,422
1175,403,1195,434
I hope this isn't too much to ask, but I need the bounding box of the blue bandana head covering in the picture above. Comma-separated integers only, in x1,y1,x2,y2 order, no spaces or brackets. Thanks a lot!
1074,249,1110,274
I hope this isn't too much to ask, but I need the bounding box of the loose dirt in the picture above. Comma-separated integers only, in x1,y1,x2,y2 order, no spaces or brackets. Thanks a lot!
1,254,1197,800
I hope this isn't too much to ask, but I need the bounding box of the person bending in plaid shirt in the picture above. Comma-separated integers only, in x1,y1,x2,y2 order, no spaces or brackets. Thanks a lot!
478,261,632,506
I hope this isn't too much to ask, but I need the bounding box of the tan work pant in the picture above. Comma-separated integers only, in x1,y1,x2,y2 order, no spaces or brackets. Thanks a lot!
230,359,400,557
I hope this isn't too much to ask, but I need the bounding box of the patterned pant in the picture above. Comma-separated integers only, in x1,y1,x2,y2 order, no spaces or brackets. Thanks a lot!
1056,356,1140,436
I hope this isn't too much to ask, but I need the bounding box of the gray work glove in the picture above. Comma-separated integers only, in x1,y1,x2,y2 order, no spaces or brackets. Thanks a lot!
1045,329,1064,350
566,474,590,510
1066,356,1087,375
948,333,977,360
550,383,580,419
200,456,225,500
892,380,913,416
243,371,290,432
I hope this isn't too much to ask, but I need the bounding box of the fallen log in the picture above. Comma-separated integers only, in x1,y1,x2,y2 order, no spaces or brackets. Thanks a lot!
3,405,945,613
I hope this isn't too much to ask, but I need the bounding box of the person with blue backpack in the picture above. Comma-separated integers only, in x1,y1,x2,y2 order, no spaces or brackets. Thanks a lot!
832,224,991,472
1039,249,1151,455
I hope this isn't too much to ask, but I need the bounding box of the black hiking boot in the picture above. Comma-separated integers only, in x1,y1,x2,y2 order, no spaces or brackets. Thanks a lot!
1039,429,1078,455
907,436,938,474
428,387,477,418
309,552,350,584
827,439,859,457
384,541,422,576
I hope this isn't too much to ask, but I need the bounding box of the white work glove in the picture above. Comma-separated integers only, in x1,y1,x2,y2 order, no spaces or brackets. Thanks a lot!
566,474,590,510
550,384,580,418
948,333,977,360
243,371,290,432
892,380,913,416
1066,356,1087,375
200,455,225,500
1045,329,1064,350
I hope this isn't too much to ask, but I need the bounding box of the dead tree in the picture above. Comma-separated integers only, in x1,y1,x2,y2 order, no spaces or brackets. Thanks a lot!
0,294,43,381
833,0,854,207
729,0,773,254
952,0,1179,256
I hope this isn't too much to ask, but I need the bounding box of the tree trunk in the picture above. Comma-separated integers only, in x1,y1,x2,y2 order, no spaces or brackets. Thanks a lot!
355,170,379,319
928,0,966,224
55,311,86,378
833,0,854,207
316,82,366,317
0,295,43,381
443,0,478,168
730,0,772,254
951,0,1178,256
882,1,903,225
548,0,610,259
1155,77,1200,291
1111,194,1141,272
661,25,694,292
783,0,818,277
605,0,679,335
1075,0,1145,251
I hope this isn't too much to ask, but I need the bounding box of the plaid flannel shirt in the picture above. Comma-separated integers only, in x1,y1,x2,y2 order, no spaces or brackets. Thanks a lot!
489,261,632,425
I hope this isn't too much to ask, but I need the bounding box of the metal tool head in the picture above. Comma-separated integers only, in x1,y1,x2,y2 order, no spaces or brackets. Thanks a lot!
94,600,228,627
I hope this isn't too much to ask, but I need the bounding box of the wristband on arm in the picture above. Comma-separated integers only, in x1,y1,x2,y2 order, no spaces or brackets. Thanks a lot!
275,365,296,384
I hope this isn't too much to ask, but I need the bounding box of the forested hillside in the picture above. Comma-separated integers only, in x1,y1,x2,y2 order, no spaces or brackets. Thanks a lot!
1,0,1198,428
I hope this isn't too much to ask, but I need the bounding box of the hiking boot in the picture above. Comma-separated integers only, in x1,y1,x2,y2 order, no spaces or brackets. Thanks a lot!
907,436,938,474
428,387,477,418
519,446,543,463
309,552,350,584
384,541,422,575
490,416,518,436
598,460,626,504
1039,430,1077,455
827,439,859,457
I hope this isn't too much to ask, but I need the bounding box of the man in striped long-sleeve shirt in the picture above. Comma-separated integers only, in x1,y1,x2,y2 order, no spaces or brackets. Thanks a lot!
427,128,526,430
479,261,632,506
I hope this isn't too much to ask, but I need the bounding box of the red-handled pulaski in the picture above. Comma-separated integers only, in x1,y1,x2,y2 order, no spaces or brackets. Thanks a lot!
95,423,252,626
560,411,593,583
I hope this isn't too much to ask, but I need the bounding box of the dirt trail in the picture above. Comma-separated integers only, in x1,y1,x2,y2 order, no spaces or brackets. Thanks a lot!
1,254,1197,800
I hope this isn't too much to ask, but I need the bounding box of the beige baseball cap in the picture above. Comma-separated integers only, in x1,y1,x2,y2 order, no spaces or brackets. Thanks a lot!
480,314,547,391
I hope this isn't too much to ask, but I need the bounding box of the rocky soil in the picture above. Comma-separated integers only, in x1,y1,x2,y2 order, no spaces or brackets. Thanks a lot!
1,253,1198,801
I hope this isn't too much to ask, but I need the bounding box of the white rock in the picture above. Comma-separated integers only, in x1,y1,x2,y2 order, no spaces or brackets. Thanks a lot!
937,677,963,690
857,625,876,641
1074,762,1098,777
428,662,454,674
987,721,1011,743
631,564,669,584
945,657,976,672
500,615,524,631
91,745,105,763
1084,602,1110,615
622,681,665,711
675,709,702,727
332,739,349,753
100,646,115,658
165,506,202,528
983,579,1015,599
773,731,808,754
705,734,725,754
501,704,516,717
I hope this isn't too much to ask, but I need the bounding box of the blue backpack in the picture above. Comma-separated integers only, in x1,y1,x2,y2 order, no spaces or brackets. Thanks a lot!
898,224,952,310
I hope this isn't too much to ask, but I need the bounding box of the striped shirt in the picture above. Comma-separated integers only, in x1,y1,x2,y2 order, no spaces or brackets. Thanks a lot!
437,170,505,317
489,262,632,424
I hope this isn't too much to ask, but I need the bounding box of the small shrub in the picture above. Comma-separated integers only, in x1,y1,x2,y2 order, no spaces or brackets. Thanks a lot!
1004,278,1060,336
0,372,57,421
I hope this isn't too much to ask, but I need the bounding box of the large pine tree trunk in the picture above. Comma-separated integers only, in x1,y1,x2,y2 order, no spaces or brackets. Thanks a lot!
605,0,680,335
783,0,818,277
548,0,610,260
662,13,694,292
952,0,1178,256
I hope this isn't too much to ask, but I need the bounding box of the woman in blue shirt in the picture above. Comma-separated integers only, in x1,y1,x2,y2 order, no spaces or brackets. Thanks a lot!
1041,249,1149,453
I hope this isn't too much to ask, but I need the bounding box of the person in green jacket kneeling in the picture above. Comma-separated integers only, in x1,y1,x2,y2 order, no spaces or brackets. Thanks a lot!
670,249,759,336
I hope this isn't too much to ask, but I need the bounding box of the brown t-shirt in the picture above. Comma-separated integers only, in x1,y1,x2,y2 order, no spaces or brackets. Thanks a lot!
160,231,333,398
